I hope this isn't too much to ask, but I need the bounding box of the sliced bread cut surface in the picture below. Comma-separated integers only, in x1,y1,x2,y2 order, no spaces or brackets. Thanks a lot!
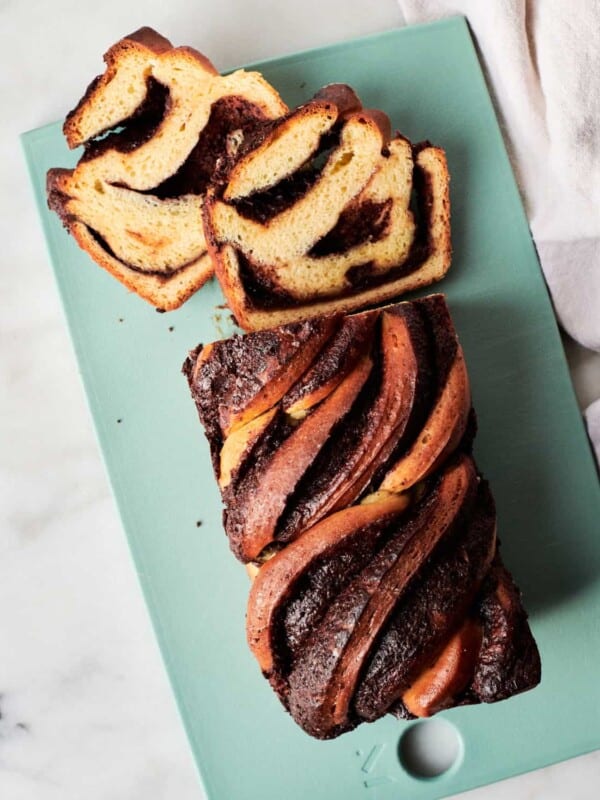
204,85,451,330
47,27,287,310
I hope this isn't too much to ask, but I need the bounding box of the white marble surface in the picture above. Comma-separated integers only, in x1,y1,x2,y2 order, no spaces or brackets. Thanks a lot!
2,1,599,798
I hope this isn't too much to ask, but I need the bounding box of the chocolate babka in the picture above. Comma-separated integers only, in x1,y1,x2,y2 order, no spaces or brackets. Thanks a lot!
203,85,451,330
47,27,286,310
183,295,540,738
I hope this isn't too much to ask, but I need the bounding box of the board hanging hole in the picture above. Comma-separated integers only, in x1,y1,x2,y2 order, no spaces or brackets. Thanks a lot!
398,718,463,779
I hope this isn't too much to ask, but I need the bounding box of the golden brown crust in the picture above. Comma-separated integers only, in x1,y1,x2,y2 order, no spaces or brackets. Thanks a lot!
311,83,362,116
188,295,465,561
230,354,373,562
402,618,484,717
247,493,410,674
69,221,213,310
185,295,540,738
380,345,470,492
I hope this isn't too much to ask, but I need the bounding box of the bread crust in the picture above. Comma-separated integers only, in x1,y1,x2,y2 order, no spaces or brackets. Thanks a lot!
184,294,541,738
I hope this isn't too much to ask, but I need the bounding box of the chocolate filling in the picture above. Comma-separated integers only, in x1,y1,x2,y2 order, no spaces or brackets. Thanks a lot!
222,408,293,499
80,83,271,199
274,326,384,542
366,296,455,489
282,313,376,410
308,199,392,258
391,553,542,717
285,467,466,738
230,129,340,223
416,294,459,389
236,250,300,309
275,305,433,542
235,148,435,310
469,557,542,703
186,318,330,463
232,168,320,222
152,96,272,198
80,78,170,162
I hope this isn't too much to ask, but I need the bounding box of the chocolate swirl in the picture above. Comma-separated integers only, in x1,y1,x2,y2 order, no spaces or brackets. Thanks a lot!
184,294,541,738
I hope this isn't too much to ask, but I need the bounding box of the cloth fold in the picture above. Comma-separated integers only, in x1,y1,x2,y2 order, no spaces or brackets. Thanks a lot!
398,0,600,458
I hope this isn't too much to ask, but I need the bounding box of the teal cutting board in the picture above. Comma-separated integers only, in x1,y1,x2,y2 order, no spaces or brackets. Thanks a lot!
23,16,600,800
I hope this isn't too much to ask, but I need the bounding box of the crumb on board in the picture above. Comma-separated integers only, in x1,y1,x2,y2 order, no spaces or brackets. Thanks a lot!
196,520,203,527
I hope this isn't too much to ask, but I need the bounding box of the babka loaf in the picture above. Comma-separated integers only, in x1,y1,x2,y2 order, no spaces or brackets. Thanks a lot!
47,27,286,310
183,294,540,738
203,85,451,330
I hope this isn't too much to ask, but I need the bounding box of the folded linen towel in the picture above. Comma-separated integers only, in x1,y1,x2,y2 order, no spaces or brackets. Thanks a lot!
398,0,600,462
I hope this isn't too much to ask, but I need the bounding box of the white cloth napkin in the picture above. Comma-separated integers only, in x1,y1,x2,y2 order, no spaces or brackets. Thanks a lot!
398,0,600,462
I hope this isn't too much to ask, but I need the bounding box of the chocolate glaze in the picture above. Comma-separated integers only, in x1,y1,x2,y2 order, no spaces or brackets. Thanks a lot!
275,304,432,542
285,461,474,738
277,513,399,679
354,481,493,721
183,317,334,464
469,557,541,702
282,312,376,410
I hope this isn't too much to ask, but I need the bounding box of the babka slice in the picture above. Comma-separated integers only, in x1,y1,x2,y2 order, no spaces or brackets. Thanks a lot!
183,293,540,738
203,85,451,330
47,27,286,310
